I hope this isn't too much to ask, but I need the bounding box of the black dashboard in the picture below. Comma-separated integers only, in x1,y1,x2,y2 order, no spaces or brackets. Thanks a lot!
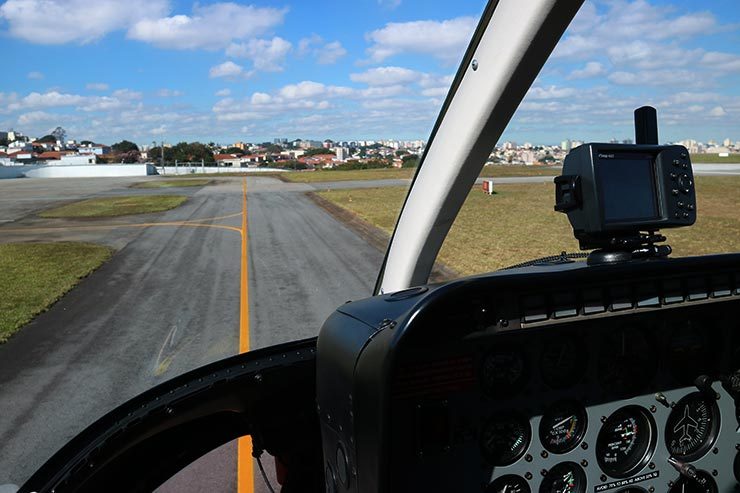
316,254,740,493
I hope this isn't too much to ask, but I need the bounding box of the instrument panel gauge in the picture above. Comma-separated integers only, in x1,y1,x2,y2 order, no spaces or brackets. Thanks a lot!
481,413,531,466
481,347,527,397
539,401,588,454
487,475,531,493
668,470,718,493
665,392,720,461
539,462,587,493
540,336,586,390
595,406,656,478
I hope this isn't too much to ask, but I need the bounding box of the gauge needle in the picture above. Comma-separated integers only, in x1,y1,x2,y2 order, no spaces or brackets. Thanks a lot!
553,416,574,429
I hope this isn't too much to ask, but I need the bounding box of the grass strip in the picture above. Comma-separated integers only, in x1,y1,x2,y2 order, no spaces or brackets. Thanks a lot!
39,195,187,218
0,242,113,342
317,176,740,276
131,179,211,188
281,165,560,183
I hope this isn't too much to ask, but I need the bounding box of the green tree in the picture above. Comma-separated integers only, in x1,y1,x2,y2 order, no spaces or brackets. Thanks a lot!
37,134,56,143
80,140,94,146
303,148,334,156
0,138,8,146
265,144,283,154
112,140,139,153
223,147,244,154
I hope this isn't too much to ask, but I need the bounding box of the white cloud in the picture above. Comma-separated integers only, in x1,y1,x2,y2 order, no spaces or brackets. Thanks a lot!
708,106,726,117
607,69,705,87
86,83,109,91
279,81,328,100
365,16,476,64
298,35,347,65
527,86,578,100
350,66,420,86
209,61,247,79
112,89,143,100
317,41,347,65
700,51,740,72
225,37,292,72
378,0,401,9
0,0,169,44
567,62,607,80
215,88,231,97
127,3,286,50
553,0,718,61
27,71,43,80
17,111,57,125
157,89,184,97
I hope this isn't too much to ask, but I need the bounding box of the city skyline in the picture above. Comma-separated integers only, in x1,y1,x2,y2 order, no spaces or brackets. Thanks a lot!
2,0,739,144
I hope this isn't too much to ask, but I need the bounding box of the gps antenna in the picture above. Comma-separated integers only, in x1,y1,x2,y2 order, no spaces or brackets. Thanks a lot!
634,106,658,145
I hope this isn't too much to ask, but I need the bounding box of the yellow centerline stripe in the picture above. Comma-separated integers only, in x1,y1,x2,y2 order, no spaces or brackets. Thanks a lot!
238,177,255,493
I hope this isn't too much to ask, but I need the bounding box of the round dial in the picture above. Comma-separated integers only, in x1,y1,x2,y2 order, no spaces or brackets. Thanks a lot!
481,347,527,397
665,392,720,461
668,471,718,493
539,401,588,454
540,336,586,389
595,406,656,478
539,462,587,493
487,475,532,493
597,328,656,395
481,413,531,466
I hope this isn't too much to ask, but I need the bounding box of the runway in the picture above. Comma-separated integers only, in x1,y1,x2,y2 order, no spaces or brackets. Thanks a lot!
0,175,382,492
0,165,738,491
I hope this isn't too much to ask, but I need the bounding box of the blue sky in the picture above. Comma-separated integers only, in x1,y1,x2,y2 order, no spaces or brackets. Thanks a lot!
1,0,739,146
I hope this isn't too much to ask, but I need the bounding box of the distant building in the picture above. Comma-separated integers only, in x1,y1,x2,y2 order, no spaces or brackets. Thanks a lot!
335,147,349,161
77,143,111,155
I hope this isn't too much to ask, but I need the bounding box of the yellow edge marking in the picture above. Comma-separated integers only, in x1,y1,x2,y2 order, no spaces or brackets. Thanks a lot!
238,177,255,493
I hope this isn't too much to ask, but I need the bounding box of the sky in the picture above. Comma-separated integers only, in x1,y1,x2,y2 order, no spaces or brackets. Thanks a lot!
1,0,739,146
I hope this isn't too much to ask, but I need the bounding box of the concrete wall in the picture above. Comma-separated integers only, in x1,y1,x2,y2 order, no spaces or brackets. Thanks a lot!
157,166,286,175
0,164,156,179
0,165,42,179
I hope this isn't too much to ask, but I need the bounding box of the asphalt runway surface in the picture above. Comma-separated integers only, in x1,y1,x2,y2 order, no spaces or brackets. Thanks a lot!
0,175,382,492
0,166,739,491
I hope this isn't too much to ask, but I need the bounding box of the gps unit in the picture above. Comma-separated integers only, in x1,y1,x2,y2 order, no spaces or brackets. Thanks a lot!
554,108,696,259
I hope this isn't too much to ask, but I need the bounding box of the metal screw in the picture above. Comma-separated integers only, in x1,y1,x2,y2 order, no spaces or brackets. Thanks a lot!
600,475,607,482
581,442,589,450
525,454,533,462
713,447,719,454
649,487,655,493
712,470,718,477
541,469,548,477
472,59,479,71
525,472,533,480
581,460,589,467
541,451,549,459
601,416,607,423
649,405,657,413
649,463,656,470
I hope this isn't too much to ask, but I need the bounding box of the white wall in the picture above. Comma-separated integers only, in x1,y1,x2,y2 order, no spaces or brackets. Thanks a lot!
157,166,286,175
0,164,156,179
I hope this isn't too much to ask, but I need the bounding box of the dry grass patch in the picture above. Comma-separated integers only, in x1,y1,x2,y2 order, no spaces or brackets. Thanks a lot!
40,195,187,218
317,176,740,276
131,179,211,188
0,242,113,342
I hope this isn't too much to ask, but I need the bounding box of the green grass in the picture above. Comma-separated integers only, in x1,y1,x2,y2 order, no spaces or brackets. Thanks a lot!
0,242,113,342
317,176,740,276
280,165,560,183
690,153,740,163
131,179,211,188
39,195,187,218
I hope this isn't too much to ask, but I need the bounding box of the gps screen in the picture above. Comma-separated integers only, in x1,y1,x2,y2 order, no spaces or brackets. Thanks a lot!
597,153,659,223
